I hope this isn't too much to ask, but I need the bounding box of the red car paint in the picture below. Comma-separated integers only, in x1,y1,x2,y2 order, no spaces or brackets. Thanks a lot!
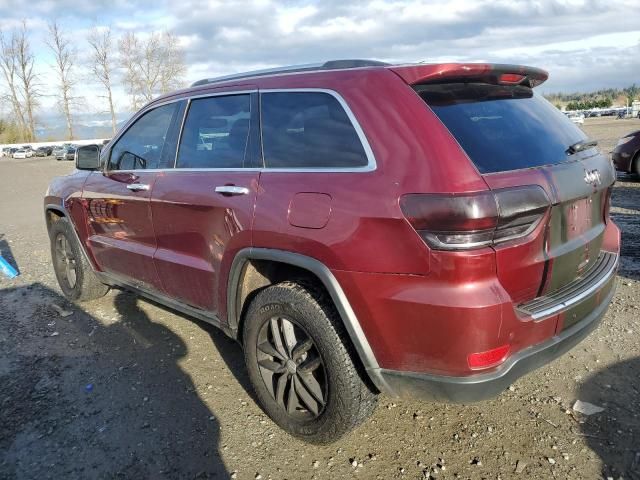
45,62,620,393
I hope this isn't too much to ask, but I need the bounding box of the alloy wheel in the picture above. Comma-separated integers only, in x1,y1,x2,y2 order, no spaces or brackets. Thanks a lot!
54,233,77,289
256,316,327,420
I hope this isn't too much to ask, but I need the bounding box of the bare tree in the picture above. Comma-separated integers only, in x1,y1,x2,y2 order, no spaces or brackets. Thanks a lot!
118,32,142,111
0,30,28,138
158,32,186,94
47,21,76,140
15,21,39,141
118,31,186,110
88,26,117,134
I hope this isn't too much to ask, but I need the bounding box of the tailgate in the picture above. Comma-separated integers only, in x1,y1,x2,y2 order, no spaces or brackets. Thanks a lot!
410,69,616,306
484,153,615,304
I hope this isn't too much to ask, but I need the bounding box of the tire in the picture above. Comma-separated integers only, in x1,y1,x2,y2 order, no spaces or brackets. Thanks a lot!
633,152,640,178
243,281,378,444
49,217,109,302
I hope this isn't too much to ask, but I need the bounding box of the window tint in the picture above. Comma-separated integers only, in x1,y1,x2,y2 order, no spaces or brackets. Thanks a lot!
261,91,368,168
109,102,179,170
176,94,251,169
416,83,587,174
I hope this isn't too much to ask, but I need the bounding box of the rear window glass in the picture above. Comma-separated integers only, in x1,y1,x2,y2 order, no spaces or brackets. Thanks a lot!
416,84,587,174
261,91,369,169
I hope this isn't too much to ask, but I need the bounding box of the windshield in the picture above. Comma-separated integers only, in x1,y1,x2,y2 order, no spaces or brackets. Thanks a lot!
416,83,587,174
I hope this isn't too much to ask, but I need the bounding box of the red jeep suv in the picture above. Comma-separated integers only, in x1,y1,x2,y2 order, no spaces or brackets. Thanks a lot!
45,60,620,444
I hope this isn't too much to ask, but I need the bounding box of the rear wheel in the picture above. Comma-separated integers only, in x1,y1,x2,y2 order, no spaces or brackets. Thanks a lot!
50,217,109,302
243,281,378,444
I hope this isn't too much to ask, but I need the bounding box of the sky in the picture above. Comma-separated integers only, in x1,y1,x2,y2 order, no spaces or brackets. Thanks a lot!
0,0,639,123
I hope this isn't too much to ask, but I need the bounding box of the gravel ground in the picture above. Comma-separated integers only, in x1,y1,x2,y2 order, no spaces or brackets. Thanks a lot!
1,117,639,480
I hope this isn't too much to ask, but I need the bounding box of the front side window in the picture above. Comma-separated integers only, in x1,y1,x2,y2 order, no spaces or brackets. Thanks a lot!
109,103,179,170
176,94,251,169
260,91,369,169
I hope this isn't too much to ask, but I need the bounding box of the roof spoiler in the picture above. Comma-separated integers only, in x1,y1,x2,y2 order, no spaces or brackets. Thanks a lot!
389,63,549,88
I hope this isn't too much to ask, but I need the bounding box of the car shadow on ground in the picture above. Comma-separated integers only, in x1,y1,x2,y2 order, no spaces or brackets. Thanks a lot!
0,284,228,479
611,180,640,281
612,183,640,214
578,356,640,480
133,294,259,405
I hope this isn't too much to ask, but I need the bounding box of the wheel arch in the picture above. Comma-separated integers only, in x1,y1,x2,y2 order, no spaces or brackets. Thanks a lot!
45,204,66,232
227,248,392,395
45,203,99,271
632,149,640,175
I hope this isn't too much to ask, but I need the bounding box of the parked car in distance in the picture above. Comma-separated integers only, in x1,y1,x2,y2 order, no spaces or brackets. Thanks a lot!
612,130,640,176
567,112,585,124
45,60,620,444
52,143,73,156
13,149,33,159
55,145,76,161
36,146,53,157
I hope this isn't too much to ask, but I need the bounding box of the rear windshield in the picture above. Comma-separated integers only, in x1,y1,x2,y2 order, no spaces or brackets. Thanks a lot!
416,83,587,174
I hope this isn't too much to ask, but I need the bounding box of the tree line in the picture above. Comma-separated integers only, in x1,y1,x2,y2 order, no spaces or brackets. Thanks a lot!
0,20,186,143
545,84,639,111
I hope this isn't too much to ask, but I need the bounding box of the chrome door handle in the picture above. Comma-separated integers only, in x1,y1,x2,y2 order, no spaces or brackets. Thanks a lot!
126,183,150,191
215,186,250,195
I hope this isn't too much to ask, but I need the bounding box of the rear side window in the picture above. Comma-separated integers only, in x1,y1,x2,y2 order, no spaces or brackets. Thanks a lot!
416,84,587,174
176,94,251,169
260,91,368,169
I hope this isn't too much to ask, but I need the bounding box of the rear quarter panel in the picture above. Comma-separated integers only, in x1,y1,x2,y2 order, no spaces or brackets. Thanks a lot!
252,69,489,275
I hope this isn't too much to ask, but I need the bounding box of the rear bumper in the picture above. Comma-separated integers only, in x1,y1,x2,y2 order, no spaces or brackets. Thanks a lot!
378,278,615,403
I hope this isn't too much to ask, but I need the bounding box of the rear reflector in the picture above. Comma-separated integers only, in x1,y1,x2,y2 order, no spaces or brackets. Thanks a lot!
467,344,510,370
400,186,549,250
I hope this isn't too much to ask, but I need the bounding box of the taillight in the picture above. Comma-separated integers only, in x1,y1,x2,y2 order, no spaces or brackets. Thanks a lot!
400,186,549,250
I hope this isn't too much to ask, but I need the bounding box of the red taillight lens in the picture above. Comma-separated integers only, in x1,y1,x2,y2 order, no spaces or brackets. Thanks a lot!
467,344,510,370
400,186,549,250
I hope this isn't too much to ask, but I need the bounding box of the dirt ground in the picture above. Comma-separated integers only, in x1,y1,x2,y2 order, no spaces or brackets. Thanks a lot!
1,117,639,480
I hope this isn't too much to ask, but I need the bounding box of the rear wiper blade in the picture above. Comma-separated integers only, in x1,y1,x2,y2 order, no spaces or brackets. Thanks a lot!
566,139,598,155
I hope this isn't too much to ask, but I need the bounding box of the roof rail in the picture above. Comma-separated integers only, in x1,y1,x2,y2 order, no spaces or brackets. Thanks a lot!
190,59,390,87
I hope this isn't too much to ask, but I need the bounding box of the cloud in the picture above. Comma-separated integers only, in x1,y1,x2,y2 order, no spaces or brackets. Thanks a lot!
0,0,639,120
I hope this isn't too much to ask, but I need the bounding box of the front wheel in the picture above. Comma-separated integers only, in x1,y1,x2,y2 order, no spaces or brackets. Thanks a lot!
50,217,109,302
243,281,378,444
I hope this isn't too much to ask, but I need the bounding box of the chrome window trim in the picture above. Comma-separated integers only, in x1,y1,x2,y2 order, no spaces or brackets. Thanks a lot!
259,88,377,173
173,98,190,168
107,88,378,174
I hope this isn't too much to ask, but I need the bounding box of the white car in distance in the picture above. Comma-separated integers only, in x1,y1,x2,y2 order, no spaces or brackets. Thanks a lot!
567,112,585,125
12,149,34,159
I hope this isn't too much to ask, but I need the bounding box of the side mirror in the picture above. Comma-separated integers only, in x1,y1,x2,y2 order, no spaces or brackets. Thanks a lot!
75,145,101,170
